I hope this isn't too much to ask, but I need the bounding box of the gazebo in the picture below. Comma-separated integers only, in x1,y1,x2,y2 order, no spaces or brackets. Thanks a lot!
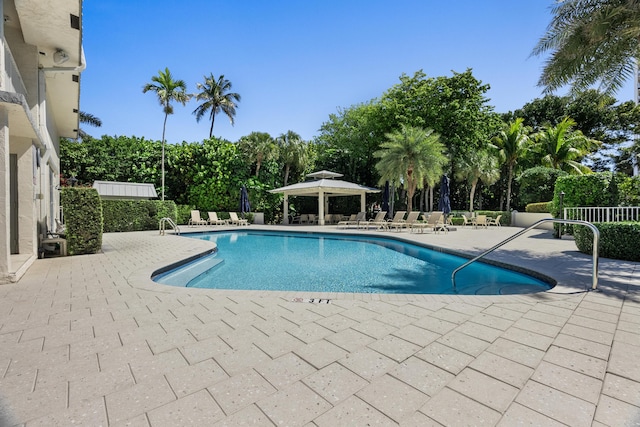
269,170,380,225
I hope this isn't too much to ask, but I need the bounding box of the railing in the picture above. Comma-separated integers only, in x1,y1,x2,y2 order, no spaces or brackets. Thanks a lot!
564,206,640,223
159,217,180,235
451,219,600,292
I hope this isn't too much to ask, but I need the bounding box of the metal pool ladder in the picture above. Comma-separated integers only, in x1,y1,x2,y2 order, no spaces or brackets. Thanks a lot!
159,217,180,235
451,219,600,292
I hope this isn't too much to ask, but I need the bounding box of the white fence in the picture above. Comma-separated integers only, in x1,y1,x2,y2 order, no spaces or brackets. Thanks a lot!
563,206,640,223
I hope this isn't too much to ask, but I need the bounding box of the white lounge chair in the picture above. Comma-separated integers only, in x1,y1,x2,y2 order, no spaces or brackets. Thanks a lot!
207,212,227,225
389,211,420,231
358,211,388,229
188,210,208,226
411,211,447,233
229,212,249,226
337,212,366,229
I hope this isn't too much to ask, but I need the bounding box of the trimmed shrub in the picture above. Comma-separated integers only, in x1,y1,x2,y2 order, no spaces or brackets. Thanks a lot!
618,175,640,206
176,204,195,225
517,167,568,207
101,200,178,232
61,187,103,255
551,173,618,217
574,222,640,262
525,202,552,213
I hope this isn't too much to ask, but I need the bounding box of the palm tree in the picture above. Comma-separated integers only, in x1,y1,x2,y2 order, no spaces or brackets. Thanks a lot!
277,131,307,186
193,74,241,138
532,0,640,95
533,117,600,174
142,67,189,200
455,149,500,212
78,111,102,139
237,132,277,177
374,125,447,213
492,118,531,212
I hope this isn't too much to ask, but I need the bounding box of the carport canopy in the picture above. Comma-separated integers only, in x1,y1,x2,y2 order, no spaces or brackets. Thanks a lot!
269,170,380,225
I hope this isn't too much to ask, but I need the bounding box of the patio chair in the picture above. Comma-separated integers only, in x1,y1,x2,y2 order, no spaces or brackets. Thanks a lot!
473,214,488,229
487,214,502,227
358,211,388,229
389,211,420,231
188,210,208,226
460,214,472,228
207,212,227,225
307,214,318,224
411,211,447,234
337,212,366,229
228,212,249,226
373,211,406,231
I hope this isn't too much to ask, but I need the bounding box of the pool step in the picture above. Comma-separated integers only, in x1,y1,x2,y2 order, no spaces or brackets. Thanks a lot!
157,255,224,287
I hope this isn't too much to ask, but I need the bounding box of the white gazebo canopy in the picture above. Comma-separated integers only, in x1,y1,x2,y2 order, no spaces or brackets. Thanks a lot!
269,170,380,225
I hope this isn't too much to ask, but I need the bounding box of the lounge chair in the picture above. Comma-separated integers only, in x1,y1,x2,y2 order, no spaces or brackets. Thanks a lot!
411,211,447,234
487,214,502,227
358,211,388,229
188,210,208,226
307,214,318,224
337,212,366,229
460,214,472,228
389,211,420,231
207,212,227,225
372,211,405,231
228,212,249,226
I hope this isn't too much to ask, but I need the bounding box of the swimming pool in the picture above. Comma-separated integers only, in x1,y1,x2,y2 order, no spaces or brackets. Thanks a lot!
153,230,553,295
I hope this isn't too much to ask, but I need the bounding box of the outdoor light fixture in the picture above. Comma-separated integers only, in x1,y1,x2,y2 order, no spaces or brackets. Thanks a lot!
53,49,69,65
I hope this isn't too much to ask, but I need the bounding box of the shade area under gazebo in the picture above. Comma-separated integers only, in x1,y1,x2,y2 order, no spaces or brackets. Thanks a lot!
269,170,380,225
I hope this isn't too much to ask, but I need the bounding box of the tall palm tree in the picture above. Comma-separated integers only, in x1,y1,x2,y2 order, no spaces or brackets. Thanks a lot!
454,149,500,212
492,118,531,211
533,117,600,174
193,74,241,138
374,125,447,213
142,67,189,200
532,0,640,95
237,132,277,177
277,131,307,186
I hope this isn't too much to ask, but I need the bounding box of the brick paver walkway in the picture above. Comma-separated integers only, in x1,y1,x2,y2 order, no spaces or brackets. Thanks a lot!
0,225,638,426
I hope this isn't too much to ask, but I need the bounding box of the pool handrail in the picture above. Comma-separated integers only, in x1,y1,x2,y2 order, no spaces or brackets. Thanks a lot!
159,217,180,235
451,219,600,292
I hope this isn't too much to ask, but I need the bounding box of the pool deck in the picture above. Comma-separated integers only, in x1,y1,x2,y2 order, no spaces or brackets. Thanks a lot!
0,224,639,426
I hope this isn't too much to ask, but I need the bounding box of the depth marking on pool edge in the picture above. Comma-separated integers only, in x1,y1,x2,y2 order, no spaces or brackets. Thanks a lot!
292,298,331,304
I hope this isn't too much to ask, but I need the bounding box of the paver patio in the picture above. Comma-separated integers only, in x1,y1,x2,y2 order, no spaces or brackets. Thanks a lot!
0,225,638,426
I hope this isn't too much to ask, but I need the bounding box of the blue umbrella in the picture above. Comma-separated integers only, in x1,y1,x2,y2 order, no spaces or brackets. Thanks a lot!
381,181,390,219
438,175,451,215
240,185,251,218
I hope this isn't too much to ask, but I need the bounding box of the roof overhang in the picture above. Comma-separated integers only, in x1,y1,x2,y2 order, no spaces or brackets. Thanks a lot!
93,181,158,200
270,178,380,197
14,0,85,138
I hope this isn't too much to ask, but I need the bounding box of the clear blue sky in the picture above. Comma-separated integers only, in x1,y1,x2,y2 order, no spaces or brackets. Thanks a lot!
80,1,635,145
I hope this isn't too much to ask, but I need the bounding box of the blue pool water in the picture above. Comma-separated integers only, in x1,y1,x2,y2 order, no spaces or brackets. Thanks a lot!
153,230,553,295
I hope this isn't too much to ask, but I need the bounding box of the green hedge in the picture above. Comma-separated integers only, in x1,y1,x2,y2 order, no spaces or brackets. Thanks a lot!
525,202,552,213
61,187,103,255
101,200,178,232
574,222,640,262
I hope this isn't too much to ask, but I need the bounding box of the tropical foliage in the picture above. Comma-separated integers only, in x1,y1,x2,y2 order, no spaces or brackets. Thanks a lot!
142,68,190,200
532,0,640,95
193,74,241,138
492,118,531,211
454,149,500,212
374,125,448,212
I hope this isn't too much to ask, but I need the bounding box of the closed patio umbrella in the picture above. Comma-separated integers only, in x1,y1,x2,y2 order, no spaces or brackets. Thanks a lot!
381,181,390,219
240,185,251,218
438,175,451,215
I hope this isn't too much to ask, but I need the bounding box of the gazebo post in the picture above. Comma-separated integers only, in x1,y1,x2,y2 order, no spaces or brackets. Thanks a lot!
283,194,289,225
318,190,325,225
360,193,366,213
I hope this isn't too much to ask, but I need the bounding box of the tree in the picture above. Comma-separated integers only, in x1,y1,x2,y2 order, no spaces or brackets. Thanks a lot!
492,118,531,211
532,117,601,174
193,74,241,138
455,149,500,212
78,111,102,139
532,0,640,95
374,125,448,213
142,67,189,200
277,131,308,186
237,132,277,177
